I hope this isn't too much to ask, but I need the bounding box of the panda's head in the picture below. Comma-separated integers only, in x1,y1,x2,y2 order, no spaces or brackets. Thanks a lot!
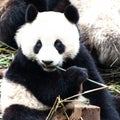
15,4,80,72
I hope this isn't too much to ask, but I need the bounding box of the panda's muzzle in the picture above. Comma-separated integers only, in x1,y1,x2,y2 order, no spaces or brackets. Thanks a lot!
41,60,57,71
42,60,53,66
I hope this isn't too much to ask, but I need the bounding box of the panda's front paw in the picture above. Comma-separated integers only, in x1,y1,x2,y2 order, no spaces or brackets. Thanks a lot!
64,66,88,85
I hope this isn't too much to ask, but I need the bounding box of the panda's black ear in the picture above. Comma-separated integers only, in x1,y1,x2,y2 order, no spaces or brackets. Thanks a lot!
25,4,38,23
64,5,79,24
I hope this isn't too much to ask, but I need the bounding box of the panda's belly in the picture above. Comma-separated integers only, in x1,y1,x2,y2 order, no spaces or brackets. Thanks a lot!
1,78,50,113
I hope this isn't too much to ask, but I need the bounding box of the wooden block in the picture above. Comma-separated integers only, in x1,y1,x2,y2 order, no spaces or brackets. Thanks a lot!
70,103,100,120
52,102,100,120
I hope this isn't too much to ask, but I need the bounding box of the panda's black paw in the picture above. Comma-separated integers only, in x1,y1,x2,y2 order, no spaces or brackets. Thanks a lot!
64,66,88,85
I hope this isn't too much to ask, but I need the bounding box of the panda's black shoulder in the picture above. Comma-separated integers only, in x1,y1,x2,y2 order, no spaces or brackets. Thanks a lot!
77,43,96,64
73,43,99,74
5,48,42,83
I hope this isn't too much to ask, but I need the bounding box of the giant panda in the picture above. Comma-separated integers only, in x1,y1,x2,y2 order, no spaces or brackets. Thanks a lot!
1,4,120,120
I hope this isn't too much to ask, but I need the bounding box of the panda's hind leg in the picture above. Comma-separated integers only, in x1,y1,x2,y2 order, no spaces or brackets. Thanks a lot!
3,104,49,120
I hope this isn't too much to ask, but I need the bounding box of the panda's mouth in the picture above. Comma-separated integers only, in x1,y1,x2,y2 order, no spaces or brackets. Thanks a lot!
41,64,57,72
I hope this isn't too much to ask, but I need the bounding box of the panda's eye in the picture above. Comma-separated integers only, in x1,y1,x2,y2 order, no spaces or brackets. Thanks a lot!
34,40,42,54
54,39,65,54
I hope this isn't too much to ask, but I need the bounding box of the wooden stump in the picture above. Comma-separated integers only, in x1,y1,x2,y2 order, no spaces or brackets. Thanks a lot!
52,102,100,120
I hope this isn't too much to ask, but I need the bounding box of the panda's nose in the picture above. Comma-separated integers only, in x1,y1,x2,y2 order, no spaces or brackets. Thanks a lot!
42,60,53,66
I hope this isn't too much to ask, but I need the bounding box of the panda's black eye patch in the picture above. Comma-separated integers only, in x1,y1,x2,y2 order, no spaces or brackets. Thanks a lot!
54,39,65,54
34,40,42,54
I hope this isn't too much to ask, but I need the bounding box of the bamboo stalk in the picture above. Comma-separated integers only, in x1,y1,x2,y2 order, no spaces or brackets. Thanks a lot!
0,41,16,51
46,97,60,120
61,86,108,103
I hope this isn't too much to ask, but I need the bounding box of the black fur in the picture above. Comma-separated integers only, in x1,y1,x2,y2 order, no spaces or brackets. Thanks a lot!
25,0,47,12
34,40,42,54
0,0,27,48
25,4,38,23
3,104,49,120
5,48,86,107
3,47,87,120
113,96,120,115
4,44,120,120
64,5,79,24
47,0,70,12
54,39,65,54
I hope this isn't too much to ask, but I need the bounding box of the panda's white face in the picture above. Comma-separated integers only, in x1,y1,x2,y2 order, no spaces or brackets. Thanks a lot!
15,12,80,72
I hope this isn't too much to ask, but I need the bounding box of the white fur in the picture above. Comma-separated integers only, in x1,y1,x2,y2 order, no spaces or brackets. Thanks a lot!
70,0,120,65
1,78,50,113
15,11,80,71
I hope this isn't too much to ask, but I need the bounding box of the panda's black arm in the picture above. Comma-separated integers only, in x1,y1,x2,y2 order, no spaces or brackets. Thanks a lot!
0,0,27,48
30,67,86,107
74,44,120,120
3,104,49,120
